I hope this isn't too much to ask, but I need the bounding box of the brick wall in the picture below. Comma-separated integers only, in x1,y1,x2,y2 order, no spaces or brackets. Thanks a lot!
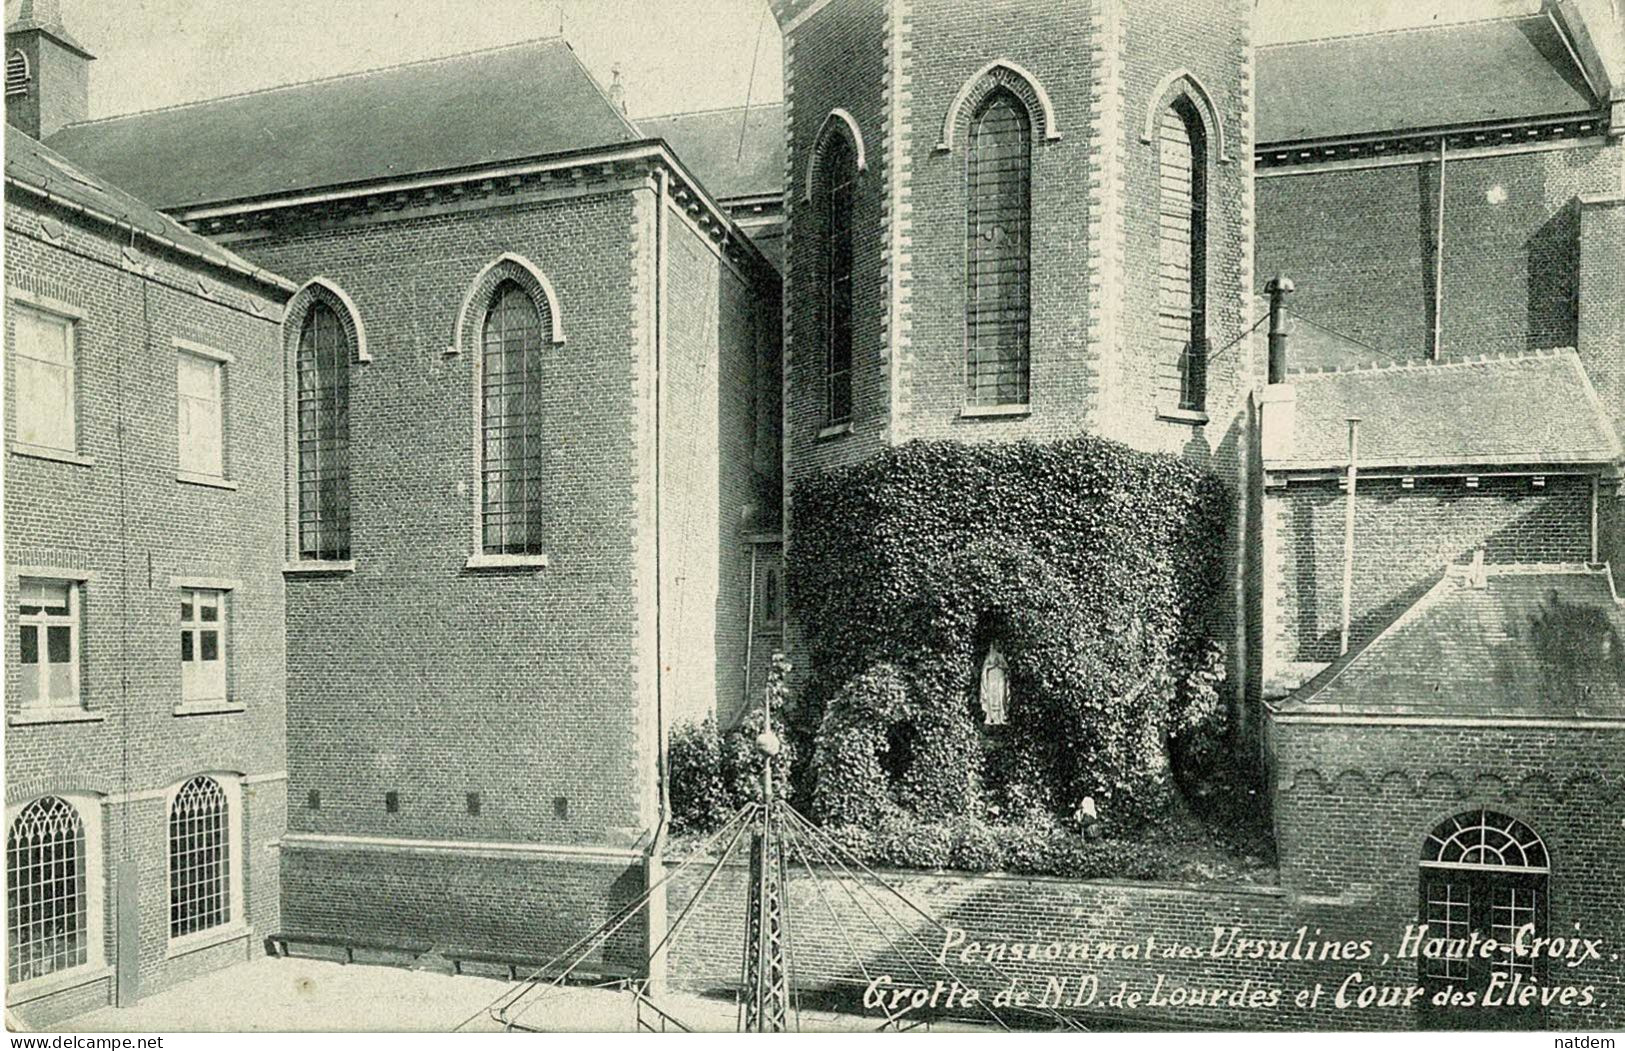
4,192,288,1022
1270,719,1625,1030
1255,142,1625,362
1579,194,1625,568
783,0,892,487
1263,474,1594,680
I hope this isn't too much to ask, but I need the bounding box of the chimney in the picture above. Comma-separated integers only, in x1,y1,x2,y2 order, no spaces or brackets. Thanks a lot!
5,0,95,139
608,64,626,115
1257,275,1297,465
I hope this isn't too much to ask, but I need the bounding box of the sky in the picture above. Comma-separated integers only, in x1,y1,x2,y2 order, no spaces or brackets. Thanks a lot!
8,0,1549,123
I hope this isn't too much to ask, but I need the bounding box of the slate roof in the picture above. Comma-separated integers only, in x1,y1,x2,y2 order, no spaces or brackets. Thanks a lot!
637,104,785,202
1257,15,1600,144
4,125,291,291
44,37,642,211
1277,564,1625,719
1267,350,1622,471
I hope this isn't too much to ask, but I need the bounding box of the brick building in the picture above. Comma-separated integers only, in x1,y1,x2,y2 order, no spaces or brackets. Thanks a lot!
4,52,295,1023
7,0,1625,1031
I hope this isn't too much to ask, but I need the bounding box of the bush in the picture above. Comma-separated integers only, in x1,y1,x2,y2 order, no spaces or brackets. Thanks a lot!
667,654,797,834
790,437,1231,826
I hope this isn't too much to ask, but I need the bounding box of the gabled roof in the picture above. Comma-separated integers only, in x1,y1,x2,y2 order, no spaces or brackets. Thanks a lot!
4,125,292,292
637,104,784,202
44,37,642,211
1276,564,1625,719
1268,350,1622,472
1258,14,1601,144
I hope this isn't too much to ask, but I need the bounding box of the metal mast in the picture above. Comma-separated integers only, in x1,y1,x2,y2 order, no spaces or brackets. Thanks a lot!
739,685,790,1032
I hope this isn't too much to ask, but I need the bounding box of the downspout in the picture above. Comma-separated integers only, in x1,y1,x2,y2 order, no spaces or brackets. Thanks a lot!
1432,137,1447,360
744,543,758,713
1339,417,1361,655
654,166,671,848
1592,473,1600,564
645,167,672,993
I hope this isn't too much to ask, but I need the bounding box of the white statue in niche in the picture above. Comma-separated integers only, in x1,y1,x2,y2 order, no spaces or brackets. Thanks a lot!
979,642,1009,726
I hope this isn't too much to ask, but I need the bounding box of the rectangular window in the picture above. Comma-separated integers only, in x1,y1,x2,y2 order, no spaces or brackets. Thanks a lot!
177,352,224,478
12,306,77,453
179,588,227,703
16,578,80,709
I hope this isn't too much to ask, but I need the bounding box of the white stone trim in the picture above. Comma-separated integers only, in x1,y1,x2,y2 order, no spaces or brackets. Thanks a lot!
937,59,1062,152
285,277,371,363
3,793,106,1002
7,285,84,320
277,832,645,863
450,253,567,353
1141,69,1230,162
172,337,234,364
800,108,868,204
167,575,240,591
162,773,245,952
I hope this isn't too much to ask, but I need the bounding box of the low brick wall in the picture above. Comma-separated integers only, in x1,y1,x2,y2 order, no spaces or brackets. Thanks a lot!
281,845,649,978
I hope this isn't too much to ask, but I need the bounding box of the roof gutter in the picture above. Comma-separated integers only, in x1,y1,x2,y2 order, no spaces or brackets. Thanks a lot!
167,140,772,274
5,173,297,295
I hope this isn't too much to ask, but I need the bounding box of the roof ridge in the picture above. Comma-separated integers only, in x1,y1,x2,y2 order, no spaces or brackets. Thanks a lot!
638,101,787,121
1292,347,1571,379
1257,11,1542,51
555,39,645,142
57,35,569,129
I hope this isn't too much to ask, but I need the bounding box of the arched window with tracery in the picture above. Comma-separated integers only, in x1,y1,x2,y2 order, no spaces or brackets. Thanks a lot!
480,281,547,554
1418,808,1549,1029
7,796,88,984
1158,96,1208,412
169,776,231,940
296,300,351,560
822,133,856,426
966,89,1031,408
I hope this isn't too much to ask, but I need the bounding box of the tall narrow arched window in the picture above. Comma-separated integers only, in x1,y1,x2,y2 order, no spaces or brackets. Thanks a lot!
168,776,231,940
481,281,547,554
7,797,87,984
823,133,856,425
1159,96,1208,412
966,89,1032,408
296,301,351,561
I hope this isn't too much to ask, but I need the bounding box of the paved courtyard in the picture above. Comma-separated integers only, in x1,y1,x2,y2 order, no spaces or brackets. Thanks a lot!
60,955,930,1033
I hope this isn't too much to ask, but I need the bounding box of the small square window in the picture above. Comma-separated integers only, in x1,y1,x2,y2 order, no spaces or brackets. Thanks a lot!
466,792,481,817
384,791,399,814
12,306,77,454
16,578,81,709
179,587,227,703
177,352,225,478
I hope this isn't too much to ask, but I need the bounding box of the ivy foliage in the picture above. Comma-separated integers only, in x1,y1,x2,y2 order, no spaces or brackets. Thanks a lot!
668,655,796,834
789,437,1230,827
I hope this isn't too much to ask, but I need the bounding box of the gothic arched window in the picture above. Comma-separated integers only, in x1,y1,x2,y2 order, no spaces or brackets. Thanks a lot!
823,133,856,426
480,281,547,555
296,300,351,561
168,776,231,940
7,796,88,984
966,89,1032,408
1158,96,1208,412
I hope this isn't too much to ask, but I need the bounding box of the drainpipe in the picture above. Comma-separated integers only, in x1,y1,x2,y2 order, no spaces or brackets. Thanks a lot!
646,166,671,994
1265,276,1294,384
743,543,758,713
1339,417,1361,656
1432,137,1448,360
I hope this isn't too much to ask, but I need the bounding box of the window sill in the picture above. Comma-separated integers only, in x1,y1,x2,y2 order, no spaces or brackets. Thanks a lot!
167,921,250,960
10,442,95,468
8,707,106,726
961,403,1031,419
173,699,246,717
465,552,550,571
283,559,357,576
177,471,239,490
4,964,113,1007
816,421,854,441
1157,407,1210,426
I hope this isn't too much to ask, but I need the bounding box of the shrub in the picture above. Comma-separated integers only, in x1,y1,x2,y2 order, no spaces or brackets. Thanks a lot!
667,655,797,834
790,437,1230,825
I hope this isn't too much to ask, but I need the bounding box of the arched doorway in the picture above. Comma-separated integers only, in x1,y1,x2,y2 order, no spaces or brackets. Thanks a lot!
1418,808,1549,1029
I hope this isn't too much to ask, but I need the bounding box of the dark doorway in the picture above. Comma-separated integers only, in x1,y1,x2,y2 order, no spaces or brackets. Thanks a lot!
1417,808,1549,1030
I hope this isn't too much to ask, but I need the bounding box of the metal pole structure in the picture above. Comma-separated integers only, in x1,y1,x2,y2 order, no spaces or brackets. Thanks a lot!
1340,417,1361,656
1432,136,1447,360
740,681,789,1031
